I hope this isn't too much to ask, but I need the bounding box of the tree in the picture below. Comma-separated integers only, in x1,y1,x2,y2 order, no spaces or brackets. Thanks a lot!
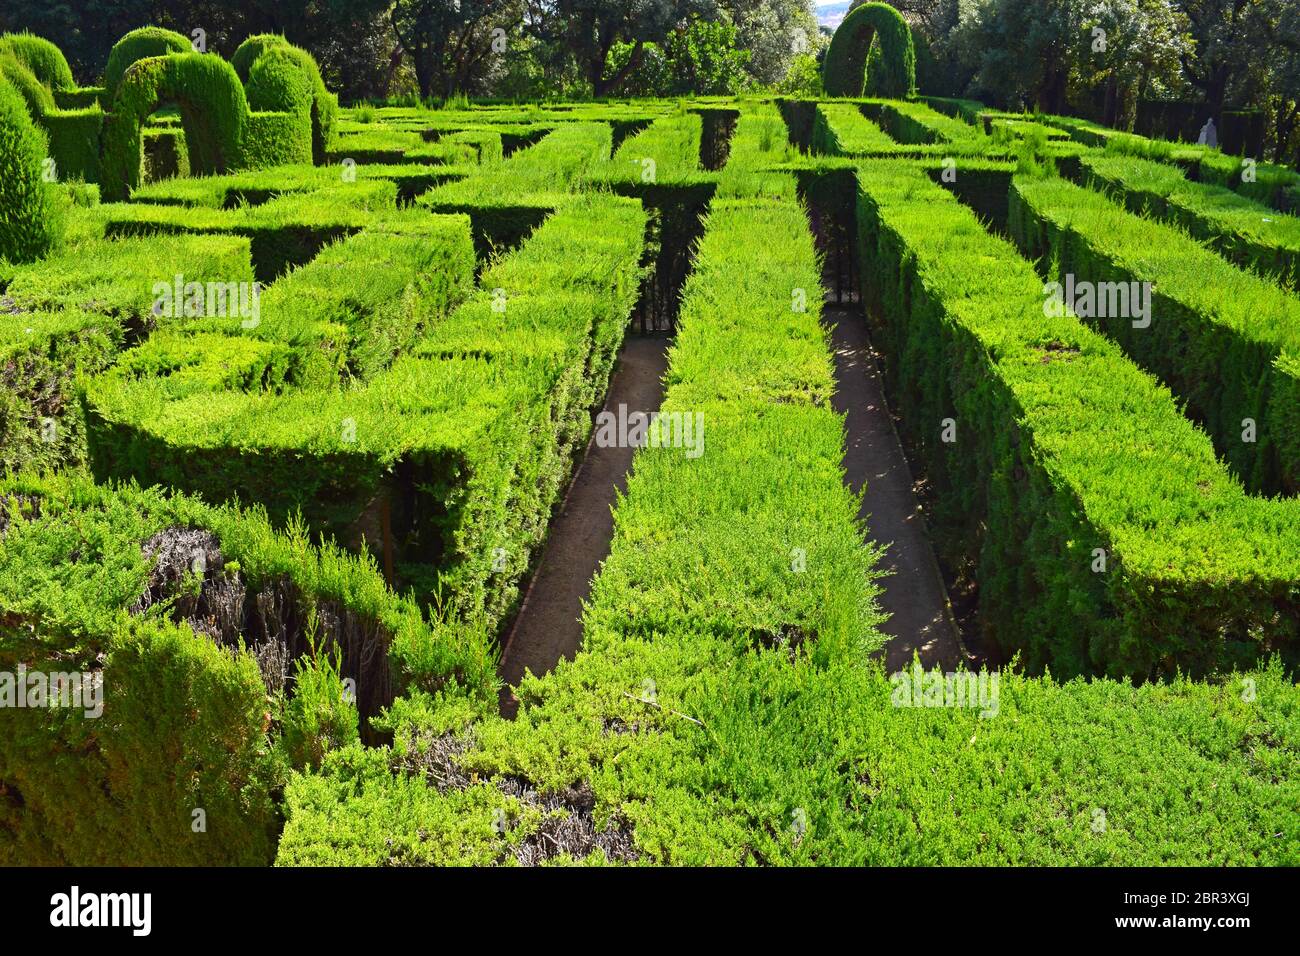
957,0,1087,113
1177,0,1262,119
721,0,820,86
390,0,515,99
1079,0,1191,128
523,0,717,97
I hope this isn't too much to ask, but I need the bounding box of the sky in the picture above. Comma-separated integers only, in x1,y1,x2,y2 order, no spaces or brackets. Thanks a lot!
816,1,852,28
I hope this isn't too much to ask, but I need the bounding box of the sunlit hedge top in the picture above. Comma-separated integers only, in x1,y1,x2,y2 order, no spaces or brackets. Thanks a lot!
104,26,191,97
0,32,75,90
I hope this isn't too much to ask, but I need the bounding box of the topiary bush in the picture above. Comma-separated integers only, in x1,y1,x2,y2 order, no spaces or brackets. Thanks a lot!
234,35,337,162
0,52,54,116
103,26,191,98
822,1,915,98
100,53,248,200
0,32,75,91
245,47,313,116
0,75,59,263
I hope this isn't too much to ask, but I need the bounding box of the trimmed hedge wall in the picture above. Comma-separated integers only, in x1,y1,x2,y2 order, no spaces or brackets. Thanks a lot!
822,2,915,98
422,121,613,254
232,35,337,163
0,32,75,91
0,472,497,865
1008,174,1300,496
858,159,1300,678
101,53,248,200
82,178,644,634
1077,151,1300,289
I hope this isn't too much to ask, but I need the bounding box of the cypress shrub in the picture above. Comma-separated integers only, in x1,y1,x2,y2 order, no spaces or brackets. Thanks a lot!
100,53,248,200
0,53,54,115
0,75,58,263
234,35,337,162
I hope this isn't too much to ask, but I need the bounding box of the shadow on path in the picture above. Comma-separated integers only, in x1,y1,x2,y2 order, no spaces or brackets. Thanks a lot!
497,335,670,717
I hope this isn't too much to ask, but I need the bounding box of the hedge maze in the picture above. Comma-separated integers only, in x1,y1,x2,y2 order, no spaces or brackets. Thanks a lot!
0,17,1297,867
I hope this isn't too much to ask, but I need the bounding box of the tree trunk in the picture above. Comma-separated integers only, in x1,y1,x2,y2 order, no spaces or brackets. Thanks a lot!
596,40,644,98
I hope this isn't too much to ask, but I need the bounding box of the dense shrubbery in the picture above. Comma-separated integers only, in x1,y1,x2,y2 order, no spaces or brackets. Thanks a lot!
2,33,1298,867
0,472,479,865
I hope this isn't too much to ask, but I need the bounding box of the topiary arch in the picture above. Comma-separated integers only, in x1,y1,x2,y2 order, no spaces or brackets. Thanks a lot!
100,53,249,200
103,27,192,99
822,2,916,99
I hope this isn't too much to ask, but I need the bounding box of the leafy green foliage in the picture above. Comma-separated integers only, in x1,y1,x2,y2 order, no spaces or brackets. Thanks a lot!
0,470,488,865
860,159,1300,677
0,31,74,90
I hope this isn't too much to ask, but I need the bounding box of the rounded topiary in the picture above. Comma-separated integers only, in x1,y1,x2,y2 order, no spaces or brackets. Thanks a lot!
234,35,336,161
100,53,248,200
0,52,55,117
103,26,191,97
0,32,75,91
822,2,916,98
245,48,313,115
230,34,287,83
0,75,59,263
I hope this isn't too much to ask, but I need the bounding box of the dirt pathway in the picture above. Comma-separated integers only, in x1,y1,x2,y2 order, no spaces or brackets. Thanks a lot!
826,303,965,671
498,335,670,716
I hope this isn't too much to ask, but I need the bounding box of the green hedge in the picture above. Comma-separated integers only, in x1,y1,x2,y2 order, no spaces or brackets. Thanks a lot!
421,122,613,254
0,231,254,470
103,27,191,98
0,472,496,865
0,75,59,263
822,2,915,98
101,53,249,200
590,111,705,192
811,102,897,155
42,106,103,183
278,126,891,865
1077,152,1300,288
858,159,1300,678
0,52,54,115
101,180,392,281
1008,173,1300,496
0,32,74,91
232,35,337,162
279,119,1299,867
861,98,986,146
242,110,312,168
83,192,644,628
142,126,189,181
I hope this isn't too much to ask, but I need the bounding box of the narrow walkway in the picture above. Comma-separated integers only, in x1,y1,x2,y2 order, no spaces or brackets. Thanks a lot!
827,302,965,671
498,335,671,716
